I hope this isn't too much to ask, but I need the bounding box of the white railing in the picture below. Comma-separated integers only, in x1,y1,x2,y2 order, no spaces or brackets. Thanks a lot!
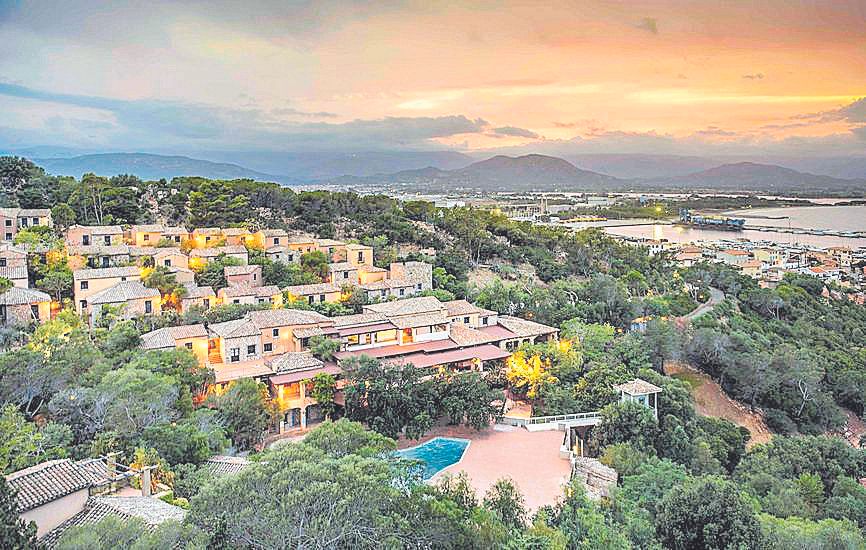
499,410,601,427
527,411,601,424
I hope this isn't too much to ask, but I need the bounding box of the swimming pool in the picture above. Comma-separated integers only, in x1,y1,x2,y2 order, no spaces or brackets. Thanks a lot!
395,437,470,480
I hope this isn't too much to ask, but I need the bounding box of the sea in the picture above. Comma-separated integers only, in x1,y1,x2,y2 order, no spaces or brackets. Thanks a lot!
564,205,866,249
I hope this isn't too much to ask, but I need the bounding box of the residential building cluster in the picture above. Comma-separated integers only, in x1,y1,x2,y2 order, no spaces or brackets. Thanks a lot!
141,295,557,430
629,236,866,299
1,218,559,433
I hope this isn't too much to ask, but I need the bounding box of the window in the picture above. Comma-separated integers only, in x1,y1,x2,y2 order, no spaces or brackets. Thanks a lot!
264,342,273,352
399,288,405,297
0,305,5,322
230,348,240,362
80,300,87,310
319,294,325,302
288,254,294,262
32,217,39,225
464,316,470,324
103,235,111,245
273,237,279,245
3,220,10,226
416,283,422,290
121,276,127,281
143,234,150,241
253,273,257,281
144,301,153,314
343,271,349,279
82,235,90,245
174,236,181,243
272,328,279,337
482,317,489,325
4,233,11,241
31,304,40,321
164,259,171,267
233,299,240,304
307,295,314,305
247,344,256,355
357,251,364,263
205,236,211,243
80,281,89,290
0,258,5,267
203,298,210,309
185,342,193,350
101,257,109,267
19,218,27,227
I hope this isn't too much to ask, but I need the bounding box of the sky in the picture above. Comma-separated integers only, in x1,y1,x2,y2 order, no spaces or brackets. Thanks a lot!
0,0,864,157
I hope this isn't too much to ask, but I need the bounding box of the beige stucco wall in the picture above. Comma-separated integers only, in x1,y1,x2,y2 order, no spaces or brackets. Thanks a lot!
74,274,141,314
1,301,50,326
23,488,89,538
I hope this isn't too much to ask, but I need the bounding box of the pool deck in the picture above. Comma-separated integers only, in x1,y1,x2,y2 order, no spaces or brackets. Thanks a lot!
397,423,571,512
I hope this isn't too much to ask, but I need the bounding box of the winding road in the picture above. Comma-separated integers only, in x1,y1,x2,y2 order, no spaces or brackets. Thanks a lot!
681,286,725,322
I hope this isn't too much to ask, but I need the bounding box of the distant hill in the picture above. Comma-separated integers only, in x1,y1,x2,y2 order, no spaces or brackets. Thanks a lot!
563,154,721,179
33,153,291,183
194,150,474,180
645,162,866,194
330,154,622,191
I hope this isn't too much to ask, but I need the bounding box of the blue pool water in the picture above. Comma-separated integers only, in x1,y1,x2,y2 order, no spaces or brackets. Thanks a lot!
395,437,470,480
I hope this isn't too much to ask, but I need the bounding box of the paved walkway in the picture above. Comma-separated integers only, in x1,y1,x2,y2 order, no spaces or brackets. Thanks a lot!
681,286,724,322
398,424,571,512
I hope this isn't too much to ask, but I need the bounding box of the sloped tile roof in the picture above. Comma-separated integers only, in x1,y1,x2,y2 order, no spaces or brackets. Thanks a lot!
364,296,443,316
208,318,259,338
141,324,208,349
40,496,186,548
0,265,28,280
181,284,215,299
204,455,252,476
131,224,165,233
497,316,558,338
245,308,330,328
448,323,501,346
73,266,140,280
266,351,323,373
614,378,663,395
390,311,449,329
327,262,357,272
284,282,340,296
331,312,386,327
70,224,123,234
88,281,160,305
67,244,130,256
260,229,287,237
224,264,260,276
444,299,481,316
5,459,109,513
0,286,50,305
219,284,279,298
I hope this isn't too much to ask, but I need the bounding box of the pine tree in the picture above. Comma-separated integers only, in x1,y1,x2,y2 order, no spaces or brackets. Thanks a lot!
0,476,38,550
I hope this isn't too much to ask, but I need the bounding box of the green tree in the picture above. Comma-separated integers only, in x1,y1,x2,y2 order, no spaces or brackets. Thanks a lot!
655,476,762,550
0,404,71,474
436,371,501,429
343,356,438,439
589,400,660,455
309,373,338,420
50,203,76,232
0,475,38,550
307,335,340,361
208,379,277,450
483,478,527,530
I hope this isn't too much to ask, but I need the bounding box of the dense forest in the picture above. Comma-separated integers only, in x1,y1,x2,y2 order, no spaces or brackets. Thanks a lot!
2,156,866,549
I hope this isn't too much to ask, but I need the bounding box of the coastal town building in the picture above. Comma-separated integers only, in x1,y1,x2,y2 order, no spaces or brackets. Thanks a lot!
0,286,51,325
66,224,123,247
0,207,52,242
73,266,141,315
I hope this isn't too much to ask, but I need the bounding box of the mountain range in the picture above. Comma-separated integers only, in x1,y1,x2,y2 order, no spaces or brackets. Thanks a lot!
330,155,866,195
6,150,866,196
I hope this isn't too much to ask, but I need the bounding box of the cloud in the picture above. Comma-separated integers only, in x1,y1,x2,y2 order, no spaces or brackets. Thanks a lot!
742,73,765,80
636,17,658,34
789,97,866,126
491,126,540,139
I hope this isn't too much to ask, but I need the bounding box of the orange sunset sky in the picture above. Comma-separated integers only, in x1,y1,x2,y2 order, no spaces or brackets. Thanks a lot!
0,1,864,155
